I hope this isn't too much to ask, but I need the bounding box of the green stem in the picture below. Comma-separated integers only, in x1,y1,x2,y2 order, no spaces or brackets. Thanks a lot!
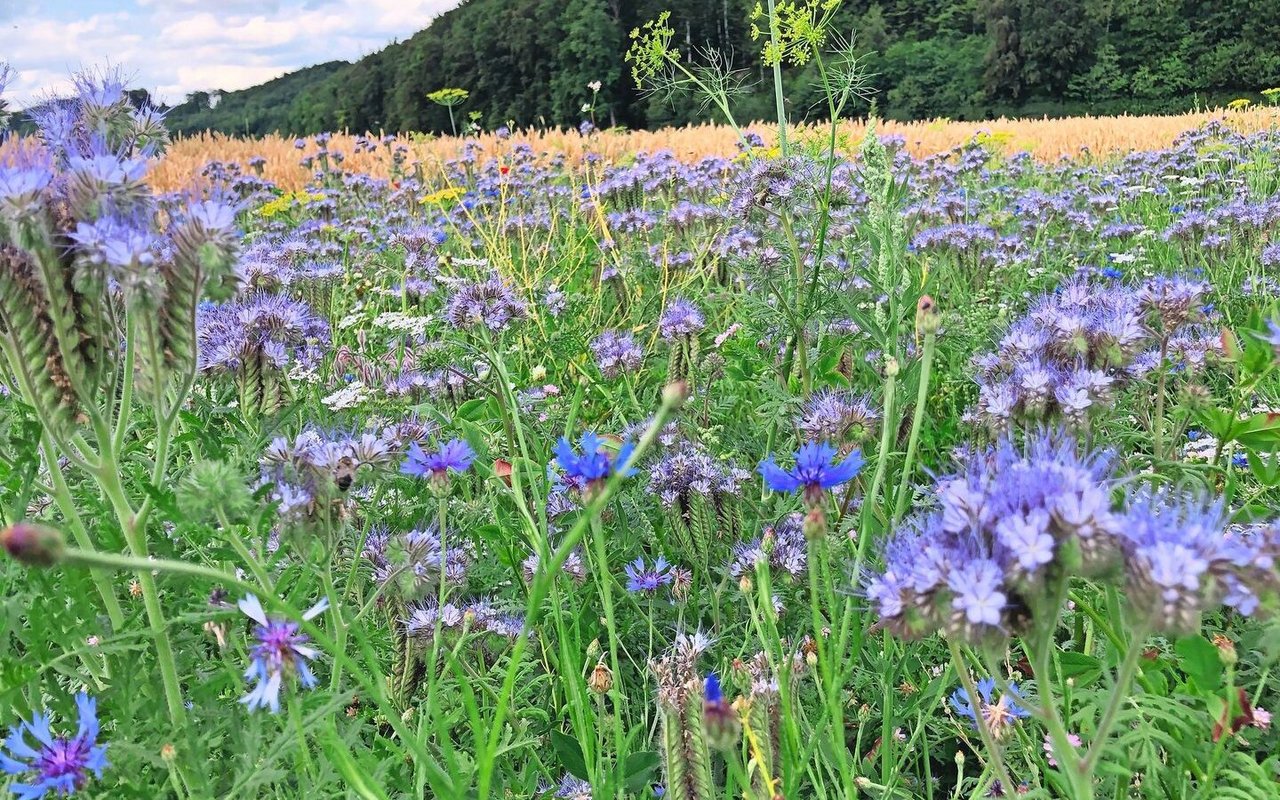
947,639,1015,792
892,330,936,526
39,436,125,630
588,515,627,782
765,0,788,155
95,458,187,728
474,388,682,800
1082,635,1147,774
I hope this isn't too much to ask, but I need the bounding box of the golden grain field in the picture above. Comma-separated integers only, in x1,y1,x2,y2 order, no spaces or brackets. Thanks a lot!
10,107,1280,192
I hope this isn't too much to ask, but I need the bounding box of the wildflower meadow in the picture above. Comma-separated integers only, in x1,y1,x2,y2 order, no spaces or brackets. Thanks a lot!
2,7,1280,800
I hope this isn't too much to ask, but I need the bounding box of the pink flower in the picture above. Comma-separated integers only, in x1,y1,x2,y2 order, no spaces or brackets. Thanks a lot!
1044,732,1082,767
1254,708,1272,730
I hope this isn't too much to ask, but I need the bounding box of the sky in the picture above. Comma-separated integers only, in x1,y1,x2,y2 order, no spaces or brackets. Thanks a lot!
0,0,463,108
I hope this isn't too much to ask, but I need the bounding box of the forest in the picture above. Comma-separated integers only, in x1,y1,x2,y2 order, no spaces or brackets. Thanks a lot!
154,0,1280,136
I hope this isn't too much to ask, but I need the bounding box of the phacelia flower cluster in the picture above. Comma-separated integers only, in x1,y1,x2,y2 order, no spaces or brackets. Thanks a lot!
444,276,528,332
970,276,1220,431
590,330,644,378
865,432,1280,642
362,524,474,599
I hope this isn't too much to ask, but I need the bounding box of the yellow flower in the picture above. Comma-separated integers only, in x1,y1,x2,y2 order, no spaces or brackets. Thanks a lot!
419,187,465,206
1227,98,1252,110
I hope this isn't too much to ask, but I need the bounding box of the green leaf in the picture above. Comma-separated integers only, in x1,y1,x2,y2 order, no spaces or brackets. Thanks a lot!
1175,635,1224,692
1057,651,1102,687
550,729,589,780
317,727,392,800
622,750,661,793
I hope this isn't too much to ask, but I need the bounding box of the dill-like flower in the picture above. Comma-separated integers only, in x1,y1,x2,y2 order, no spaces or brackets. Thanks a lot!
0,693,109,799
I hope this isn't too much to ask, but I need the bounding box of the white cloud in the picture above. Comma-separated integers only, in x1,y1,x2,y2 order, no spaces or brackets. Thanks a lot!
0,0,460,107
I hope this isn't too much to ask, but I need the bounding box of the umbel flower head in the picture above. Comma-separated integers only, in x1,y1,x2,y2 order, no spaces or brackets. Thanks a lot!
0,693,109,799
758,442,863,506
238,594,329,713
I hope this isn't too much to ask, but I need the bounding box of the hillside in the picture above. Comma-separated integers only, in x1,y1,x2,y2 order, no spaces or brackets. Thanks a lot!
161,0,1280,137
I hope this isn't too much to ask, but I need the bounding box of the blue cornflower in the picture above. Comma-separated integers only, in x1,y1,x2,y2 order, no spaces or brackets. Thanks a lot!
703,670,740,750
402,439,476,482
950,678,1030,738
238,594,329,713
624,556,672,593
704,672,723,703
758,442,863,504
0,693,108,799
554,432,636,489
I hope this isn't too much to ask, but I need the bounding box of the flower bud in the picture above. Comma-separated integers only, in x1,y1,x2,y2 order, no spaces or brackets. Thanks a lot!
662,381,688,409
803,506,826,540
916,295,941,336
884,356,900,378
1,522,66,566
1213,633,1238,667
588,663,613,695
702,673,741,751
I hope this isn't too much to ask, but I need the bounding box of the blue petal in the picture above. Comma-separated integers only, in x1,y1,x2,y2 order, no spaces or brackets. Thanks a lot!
758,458,801,492
553,437,578,472
613,441,637,477
819,450,864,487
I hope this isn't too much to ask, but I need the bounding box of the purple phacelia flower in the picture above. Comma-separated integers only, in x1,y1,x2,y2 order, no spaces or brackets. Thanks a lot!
658,298,705,341
590,330,643,378
444,277,527,332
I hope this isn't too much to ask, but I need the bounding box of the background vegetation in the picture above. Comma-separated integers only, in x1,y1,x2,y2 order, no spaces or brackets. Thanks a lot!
154,0,1280,137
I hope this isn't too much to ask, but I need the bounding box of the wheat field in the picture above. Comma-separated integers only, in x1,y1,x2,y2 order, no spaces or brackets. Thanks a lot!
6,106,1278,191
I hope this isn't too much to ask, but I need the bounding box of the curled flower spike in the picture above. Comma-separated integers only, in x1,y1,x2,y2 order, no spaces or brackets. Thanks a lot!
0,693,109,800
238,594,329,713
758,442,863,505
